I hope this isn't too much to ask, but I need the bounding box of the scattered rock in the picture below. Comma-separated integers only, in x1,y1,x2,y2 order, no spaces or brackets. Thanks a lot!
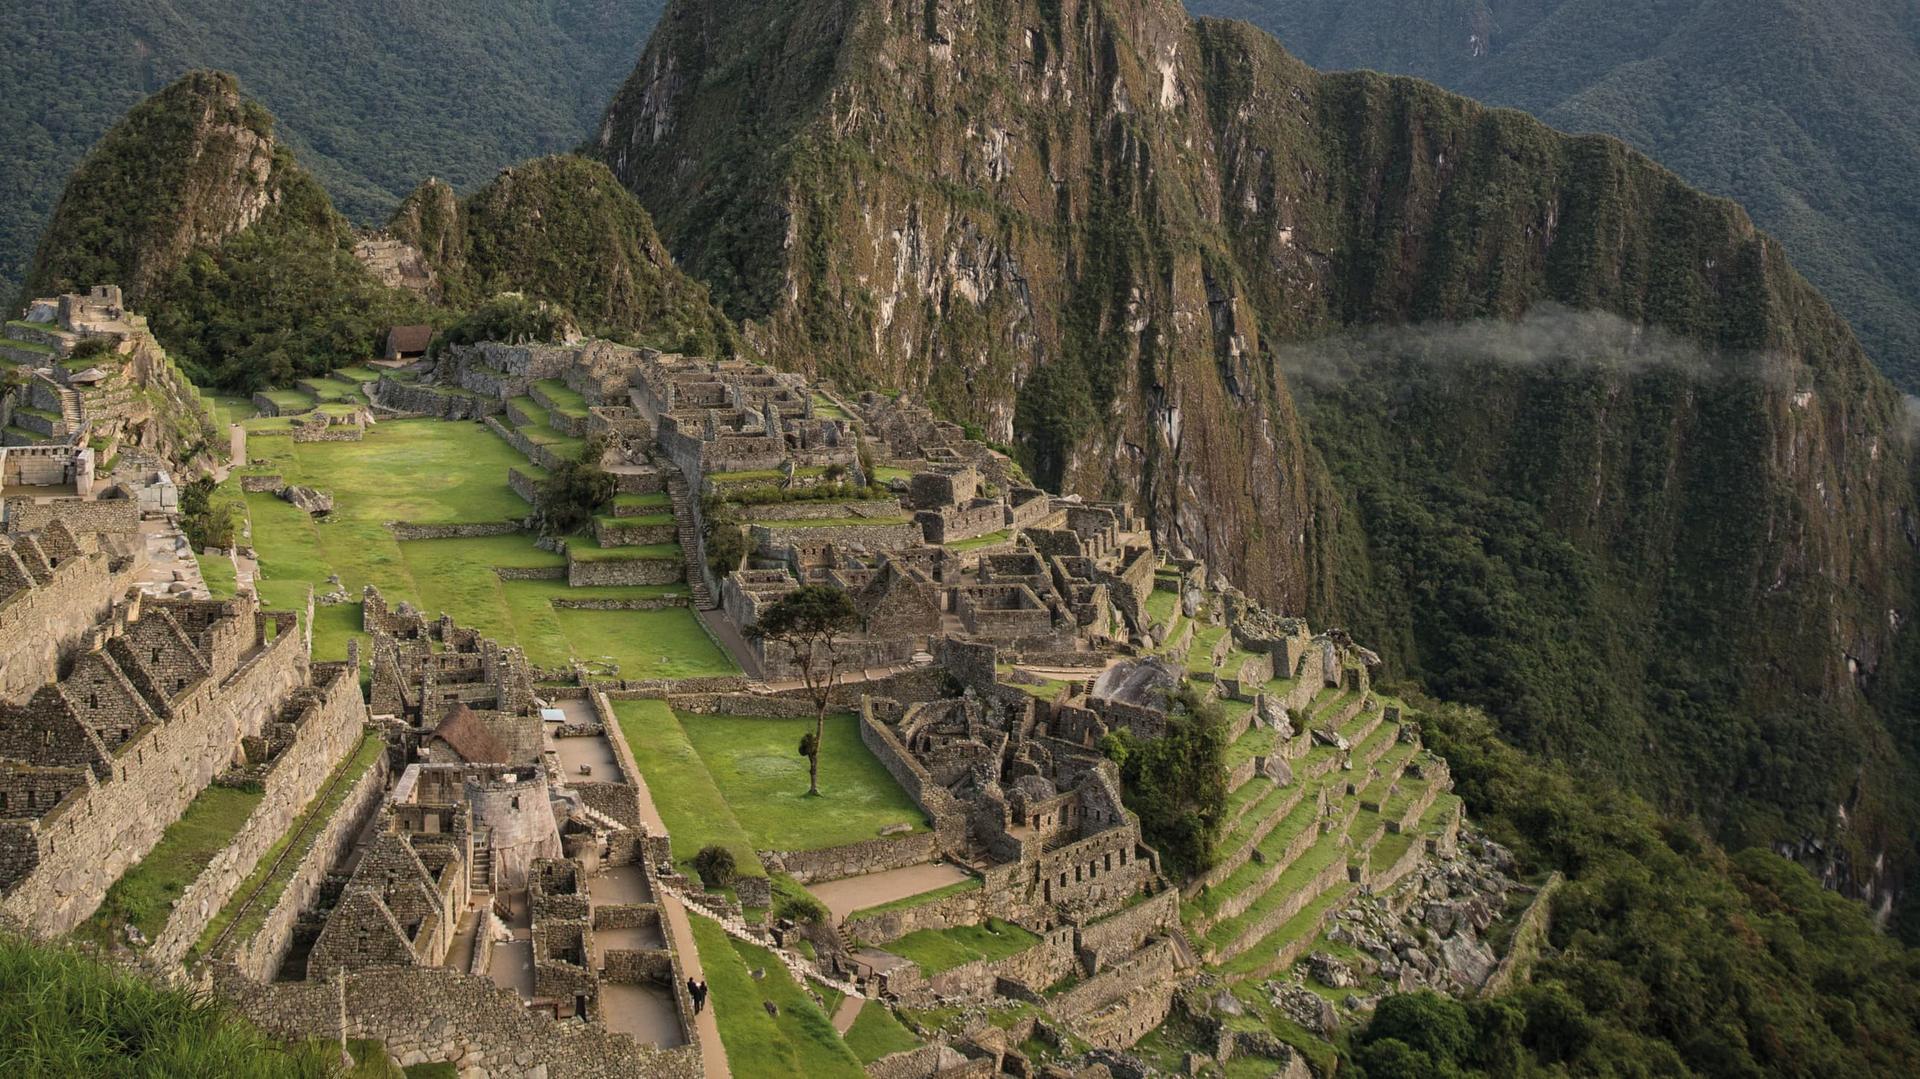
1308,951,1355,989
762,1000,779,1017
280,484,333,515
1209,990,1244,1017
878,822,914,836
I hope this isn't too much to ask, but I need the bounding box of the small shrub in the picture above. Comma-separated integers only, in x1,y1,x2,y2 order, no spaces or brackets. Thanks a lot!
693,845,737,889
775,890,829,926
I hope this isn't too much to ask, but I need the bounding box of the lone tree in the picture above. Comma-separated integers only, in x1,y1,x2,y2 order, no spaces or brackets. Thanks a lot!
748,585,860,796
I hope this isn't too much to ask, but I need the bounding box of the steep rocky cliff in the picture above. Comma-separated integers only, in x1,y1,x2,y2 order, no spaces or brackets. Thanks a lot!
388,157,737,355
595,0,1919,904
23,71,304,305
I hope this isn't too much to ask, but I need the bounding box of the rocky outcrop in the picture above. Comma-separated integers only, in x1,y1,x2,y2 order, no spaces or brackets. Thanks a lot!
595,0,1920,901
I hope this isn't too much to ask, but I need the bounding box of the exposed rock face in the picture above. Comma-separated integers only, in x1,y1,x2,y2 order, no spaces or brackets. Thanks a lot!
24,71,291,304
595,0,1920,898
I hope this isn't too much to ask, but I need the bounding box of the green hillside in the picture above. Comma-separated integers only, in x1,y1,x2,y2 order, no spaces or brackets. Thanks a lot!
1188,0,1920,389
1,0,665,299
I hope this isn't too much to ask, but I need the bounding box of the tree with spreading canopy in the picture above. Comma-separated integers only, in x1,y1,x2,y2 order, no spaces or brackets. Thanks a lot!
747,584,859,797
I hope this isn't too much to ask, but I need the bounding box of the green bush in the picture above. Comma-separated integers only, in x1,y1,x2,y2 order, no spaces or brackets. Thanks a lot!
693,844,737,890
533,439,615,535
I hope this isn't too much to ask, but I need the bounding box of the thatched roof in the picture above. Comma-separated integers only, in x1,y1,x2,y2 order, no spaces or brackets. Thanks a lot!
430,702,511,764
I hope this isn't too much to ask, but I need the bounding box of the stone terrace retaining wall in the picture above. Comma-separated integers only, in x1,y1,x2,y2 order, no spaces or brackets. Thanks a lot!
149,669,370,965
843,882,988,944
508,466,542,504
376,379,498,421
223,748,391,981
764,832,937,886
387,521,524,541
566,554,682,587
216,966,700,1079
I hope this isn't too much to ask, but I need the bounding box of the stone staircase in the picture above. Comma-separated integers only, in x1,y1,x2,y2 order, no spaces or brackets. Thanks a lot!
666,474,715,609
469,826,495,894
58,388,83,433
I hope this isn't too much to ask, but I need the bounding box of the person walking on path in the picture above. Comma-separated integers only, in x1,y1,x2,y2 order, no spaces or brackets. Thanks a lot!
689,978,709,1015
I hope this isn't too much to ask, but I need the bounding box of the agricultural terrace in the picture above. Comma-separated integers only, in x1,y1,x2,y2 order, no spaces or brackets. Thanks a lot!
230,417,734,680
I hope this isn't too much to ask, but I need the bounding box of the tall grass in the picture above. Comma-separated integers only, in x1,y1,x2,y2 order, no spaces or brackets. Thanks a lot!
0,933,334,1076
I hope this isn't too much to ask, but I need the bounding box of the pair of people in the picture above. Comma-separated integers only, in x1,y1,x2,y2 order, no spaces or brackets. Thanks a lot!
686,977,709,1014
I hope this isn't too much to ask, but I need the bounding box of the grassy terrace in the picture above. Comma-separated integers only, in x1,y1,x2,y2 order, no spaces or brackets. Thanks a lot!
882,919,1040,975
1185,794,1324,925
567,538,680,561
595,511,675,528
613,492,671,511
233,420,729,679
678,712,928,851
612,701,765,878
1186,625,1230,676
1203,835,1346,956
75,785,264,947
196,550,238,599
946,529,1011,552
844,1003,921,1064
691,915,864,1078
534,378,589,417
196,733,384,957
299,376,362,402
259,388,315,413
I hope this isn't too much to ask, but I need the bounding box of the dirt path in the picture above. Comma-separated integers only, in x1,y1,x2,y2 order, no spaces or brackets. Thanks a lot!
830,993,866,1035
809,862,974,925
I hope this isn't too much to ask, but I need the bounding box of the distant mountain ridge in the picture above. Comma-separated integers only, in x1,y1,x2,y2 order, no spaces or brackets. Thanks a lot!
1187,0,1920,389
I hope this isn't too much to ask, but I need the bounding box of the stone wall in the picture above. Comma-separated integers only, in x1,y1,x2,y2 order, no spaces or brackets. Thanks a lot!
750,519,923,554
375,380,499,421
215,965,701,1079
764,831,937,885
2,498,142,538
1482,871,1563,996
387,521,524,542
148,669,370,965
0,550,125,704
566,555,683,587
859,703,969,854
593,517,676,548
224,747,391,981
743,500,904,521
508,467,542,505
0,623,309,935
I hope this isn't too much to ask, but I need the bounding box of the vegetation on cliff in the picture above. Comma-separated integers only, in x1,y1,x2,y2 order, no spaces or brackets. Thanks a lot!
1,0,668,297
388,158,737,355
1344,700,1920,1077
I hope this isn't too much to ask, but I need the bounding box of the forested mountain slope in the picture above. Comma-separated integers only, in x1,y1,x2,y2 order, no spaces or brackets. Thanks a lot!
592,0,1920,918
2,0,664,299
1188,0,1920,390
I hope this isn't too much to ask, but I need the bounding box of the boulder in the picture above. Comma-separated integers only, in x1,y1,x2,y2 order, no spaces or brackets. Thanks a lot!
280,485,333,515
1308,951,1355,989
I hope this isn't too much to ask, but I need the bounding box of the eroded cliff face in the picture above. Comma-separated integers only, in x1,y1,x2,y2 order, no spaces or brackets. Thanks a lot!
23,71,297,305
599,0,1916,894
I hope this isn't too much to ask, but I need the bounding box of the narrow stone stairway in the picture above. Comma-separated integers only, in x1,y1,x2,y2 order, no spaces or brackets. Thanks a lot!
666,474,716,609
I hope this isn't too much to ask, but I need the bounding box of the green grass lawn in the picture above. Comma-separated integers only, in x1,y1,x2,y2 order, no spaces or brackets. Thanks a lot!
611,701,765,878
75,785,264,946
872,467,914,483
196,734,384,957
676,712,928,852
689,914,863,1078
613,492,671,511
843,1003,921,1063
196,550,237,599
946,530,1011,552
882,920,1040,975
236,420,733,679
567,539,681,561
